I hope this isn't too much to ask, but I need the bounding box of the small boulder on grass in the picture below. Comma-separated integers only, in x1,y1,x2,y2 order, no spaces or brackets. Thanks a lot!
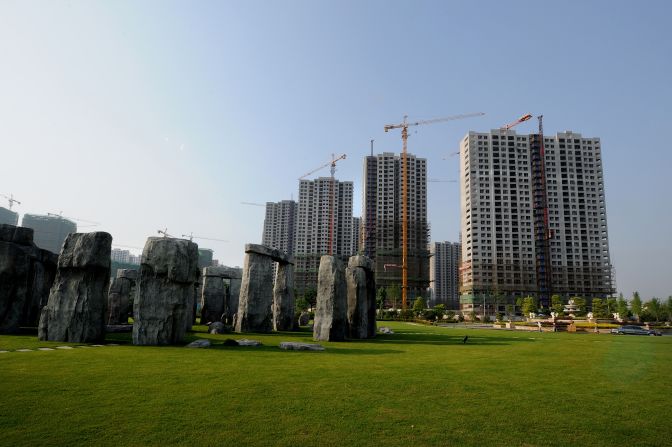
237,339,262,347
186,339,211,348
279,342,325,351
379,326,394,335
208,321,231,334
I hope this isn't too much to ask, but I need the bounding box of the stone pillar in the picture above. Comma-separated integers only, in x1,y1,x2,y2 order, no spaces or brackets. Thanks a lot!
201,266,228,323
107,269,137,325
38,232,112,342
346,255,375,339
313,255,347,342
132,237,200,345
235,252,274,333
0,225,58,333
226,271,242,325
273,262,295,331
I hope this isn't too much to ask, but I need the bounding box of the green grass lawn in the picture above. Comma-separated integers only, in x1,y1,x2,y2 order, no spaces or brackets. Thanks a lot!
1,322,670,447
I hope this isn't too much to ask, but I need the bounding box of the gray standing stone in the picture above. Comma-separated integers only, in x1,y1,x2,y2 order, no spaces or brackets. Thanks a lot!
0,225,58,332
273,263,296,331
38,232,112,342
107,277,133,324
224,267,243,324
234,252,274,333
346,257,369,339
201,266,228,324
313,255,347,341
132,237,200,345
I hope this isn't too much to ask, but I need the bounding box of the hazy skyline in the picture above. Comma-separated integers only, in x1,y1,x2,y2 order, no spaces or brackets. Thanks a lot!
1,0,670,299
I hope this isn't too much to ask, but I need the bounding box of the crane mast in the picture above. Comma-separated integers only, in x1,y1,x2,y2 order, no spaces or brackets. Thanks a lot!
384,112,484,310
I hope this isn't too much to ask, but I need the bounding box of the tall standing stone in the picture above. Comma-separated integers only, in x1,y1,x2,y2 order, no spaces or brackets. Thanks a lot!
0,224,58,333
38,232,112,342
235,251,274,333
201,266,228,323
132,237,200,345
223,267,243,324
346,255,375,339
313,255,347,341
107,269,137,325
273,262,295,331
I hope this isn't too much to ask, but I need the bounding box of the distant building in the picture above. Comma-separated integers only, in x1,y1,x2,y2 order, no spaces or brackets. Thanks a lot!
361,152,429,300
294,177,354,294
111,248,131,264
262,200,297,256
429,241,461,309
0,206,19,226
351,216,361,255
459,129,614,314
128,254,141,265
21,214,77,254
198,248,214,268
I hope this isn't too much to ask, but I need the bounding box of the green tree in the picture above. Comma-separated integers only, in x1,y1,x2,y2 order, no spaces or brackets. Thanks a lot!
433,304,446,320
295,296,309,311
387,285,401,309
666,297,672,322
631,291,642,322
646,298,663,322
616,295,629,319
605,297,617,318
551,295,564,315
413,296,427,316
303,288,317,309
591,298,606,318
376,287,387,311
505,304,514,320
522,296,537,318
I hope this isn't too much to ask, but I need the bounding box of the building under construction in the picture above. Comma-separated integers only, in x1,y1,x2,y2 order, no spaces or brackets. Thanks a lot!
21,213,77,255
361,152,430,302
293,177,354,295
459,127,614,313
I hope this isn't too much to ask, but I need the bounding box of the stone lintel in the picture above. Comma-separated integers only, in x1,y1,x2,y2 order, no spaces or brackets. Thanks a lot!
244,243,294,265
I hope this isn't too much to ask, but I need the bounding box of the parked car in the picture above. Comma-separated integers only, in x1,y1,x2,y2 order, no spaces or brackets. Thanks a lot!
611,325,662,336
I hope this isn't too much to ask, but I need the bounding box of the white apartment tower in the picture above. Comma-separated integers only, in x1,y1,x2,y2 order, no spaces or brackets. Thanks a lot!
459,128,614,310
261,200,297,256
429,241,461,309
361,152,429,299
294,177,354,294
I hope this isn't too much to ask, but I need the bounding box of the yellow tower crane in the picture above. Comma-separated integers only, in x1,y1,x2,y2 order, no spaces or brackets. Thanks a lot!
384,112,485,310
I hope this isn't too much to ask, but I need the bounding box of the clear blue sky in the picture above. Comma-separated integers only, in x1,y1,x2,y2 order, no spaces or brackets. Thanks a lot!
1,0,670,299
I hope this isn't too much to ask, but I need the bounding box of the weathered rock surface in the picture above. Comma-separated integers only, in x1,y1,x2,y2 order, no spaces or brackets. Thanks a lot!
38,232,112,342
224,267,243,324
208,321,231,334
132,237,200,345
234,251,274,333
346,255,376,339
313,256,347,342
0,224,58,333
379,326,394,335
245,243,294,265
273,262,296,331
201,266,228,323
237,338,262,346
116,269,138,281
107,268,138,325
279,342,325,351
186,339,211,348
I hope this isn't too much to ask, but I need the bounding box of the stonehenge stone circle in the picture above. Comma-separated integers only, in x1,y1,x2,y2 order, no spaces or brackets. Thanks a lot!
313,255,347,342
346,255,376,339
38,232,112,342
0,224,58,333
132,237,200,345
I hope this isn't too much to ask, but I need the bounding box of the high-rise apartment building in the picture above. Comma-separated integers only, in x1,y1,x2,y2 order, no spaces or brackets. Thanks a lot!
21,214,77,254
111,248,131,263
294,177,354,294
361,152,429,299
351,216,361,255
0,207,19,226
429,241,461,309
262,200,297,256
459,129,614,311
